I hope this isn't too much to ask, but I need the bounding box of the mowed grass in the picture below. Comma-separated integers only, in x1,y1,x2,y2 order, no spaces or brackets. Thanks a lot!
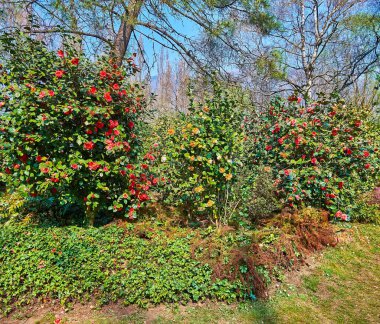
9,223,380,323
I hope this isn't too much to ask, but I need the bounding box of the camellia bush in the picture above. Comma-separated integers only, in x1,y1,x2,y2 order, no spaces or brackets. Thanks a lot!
155,83,246,225
247,94,380,220
0,32,156,223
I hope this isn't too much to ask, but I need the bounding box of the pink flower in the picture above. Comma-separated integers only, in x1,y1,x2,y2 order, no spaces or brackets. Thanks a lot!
311,157,317,165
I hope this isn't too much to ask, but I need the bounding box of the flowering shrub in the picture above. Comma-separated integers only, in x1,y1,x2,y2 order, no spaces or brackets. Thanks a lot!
155,83,246,225
0,33,155,223
248,94,380,217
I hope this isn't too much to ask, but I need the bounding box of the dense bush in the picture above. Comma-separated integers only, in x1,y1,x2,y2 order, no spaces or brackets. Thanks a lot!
247,94,380,218
0,224,243,315
153,83,246,225
0,33,157,223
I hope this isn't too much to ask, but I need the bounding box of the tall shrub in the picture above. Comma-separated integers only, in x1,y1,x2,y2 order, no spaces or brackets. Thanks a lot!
156,82,246,226
247,94,380,218
0,33,156,223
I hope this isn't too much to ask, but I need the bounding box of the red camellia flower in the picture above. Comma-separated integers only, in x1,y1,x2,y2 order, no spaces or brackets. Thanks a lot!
96,121,104,129
14,164,20,170
354,120,362,127
51,177,59,183
265,145,272,151
57,50,64,58
19,154,28,163
364,163,371,169
39,91,46,99
84,141,95,150
295,136,301,146
89,86,97,94
36,156,43,162
128,121,135,129
311,157,317,165
99,70,107,78
55,70,64,78
112,83,120,90
63,108,73,115
284,169,291,176
338,181,344,189
41,167,49,173
48,90,55,97
71,58,79,65
71,164,78,170
120,170,127,176
114,129,120,136
104,92,112,102
344,148,352,155
331,128,338,136
363,151,370,158
138,193,149,202
109,120,119,129
88,161,100,171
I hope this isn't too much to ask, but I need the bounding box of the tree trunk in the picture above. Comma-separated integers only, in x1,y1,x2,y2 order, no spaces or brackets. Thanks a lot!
86,206,98,226
113,0,144,66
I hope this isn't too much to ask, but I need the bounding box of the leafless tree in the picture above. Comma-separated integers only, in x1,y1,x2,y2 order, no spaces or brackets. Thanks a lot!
266,0,380,99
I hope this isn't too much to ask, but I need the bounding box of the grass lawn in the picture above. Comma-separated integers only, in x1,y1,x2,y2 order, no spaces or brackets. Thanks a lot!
5,223,379,323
